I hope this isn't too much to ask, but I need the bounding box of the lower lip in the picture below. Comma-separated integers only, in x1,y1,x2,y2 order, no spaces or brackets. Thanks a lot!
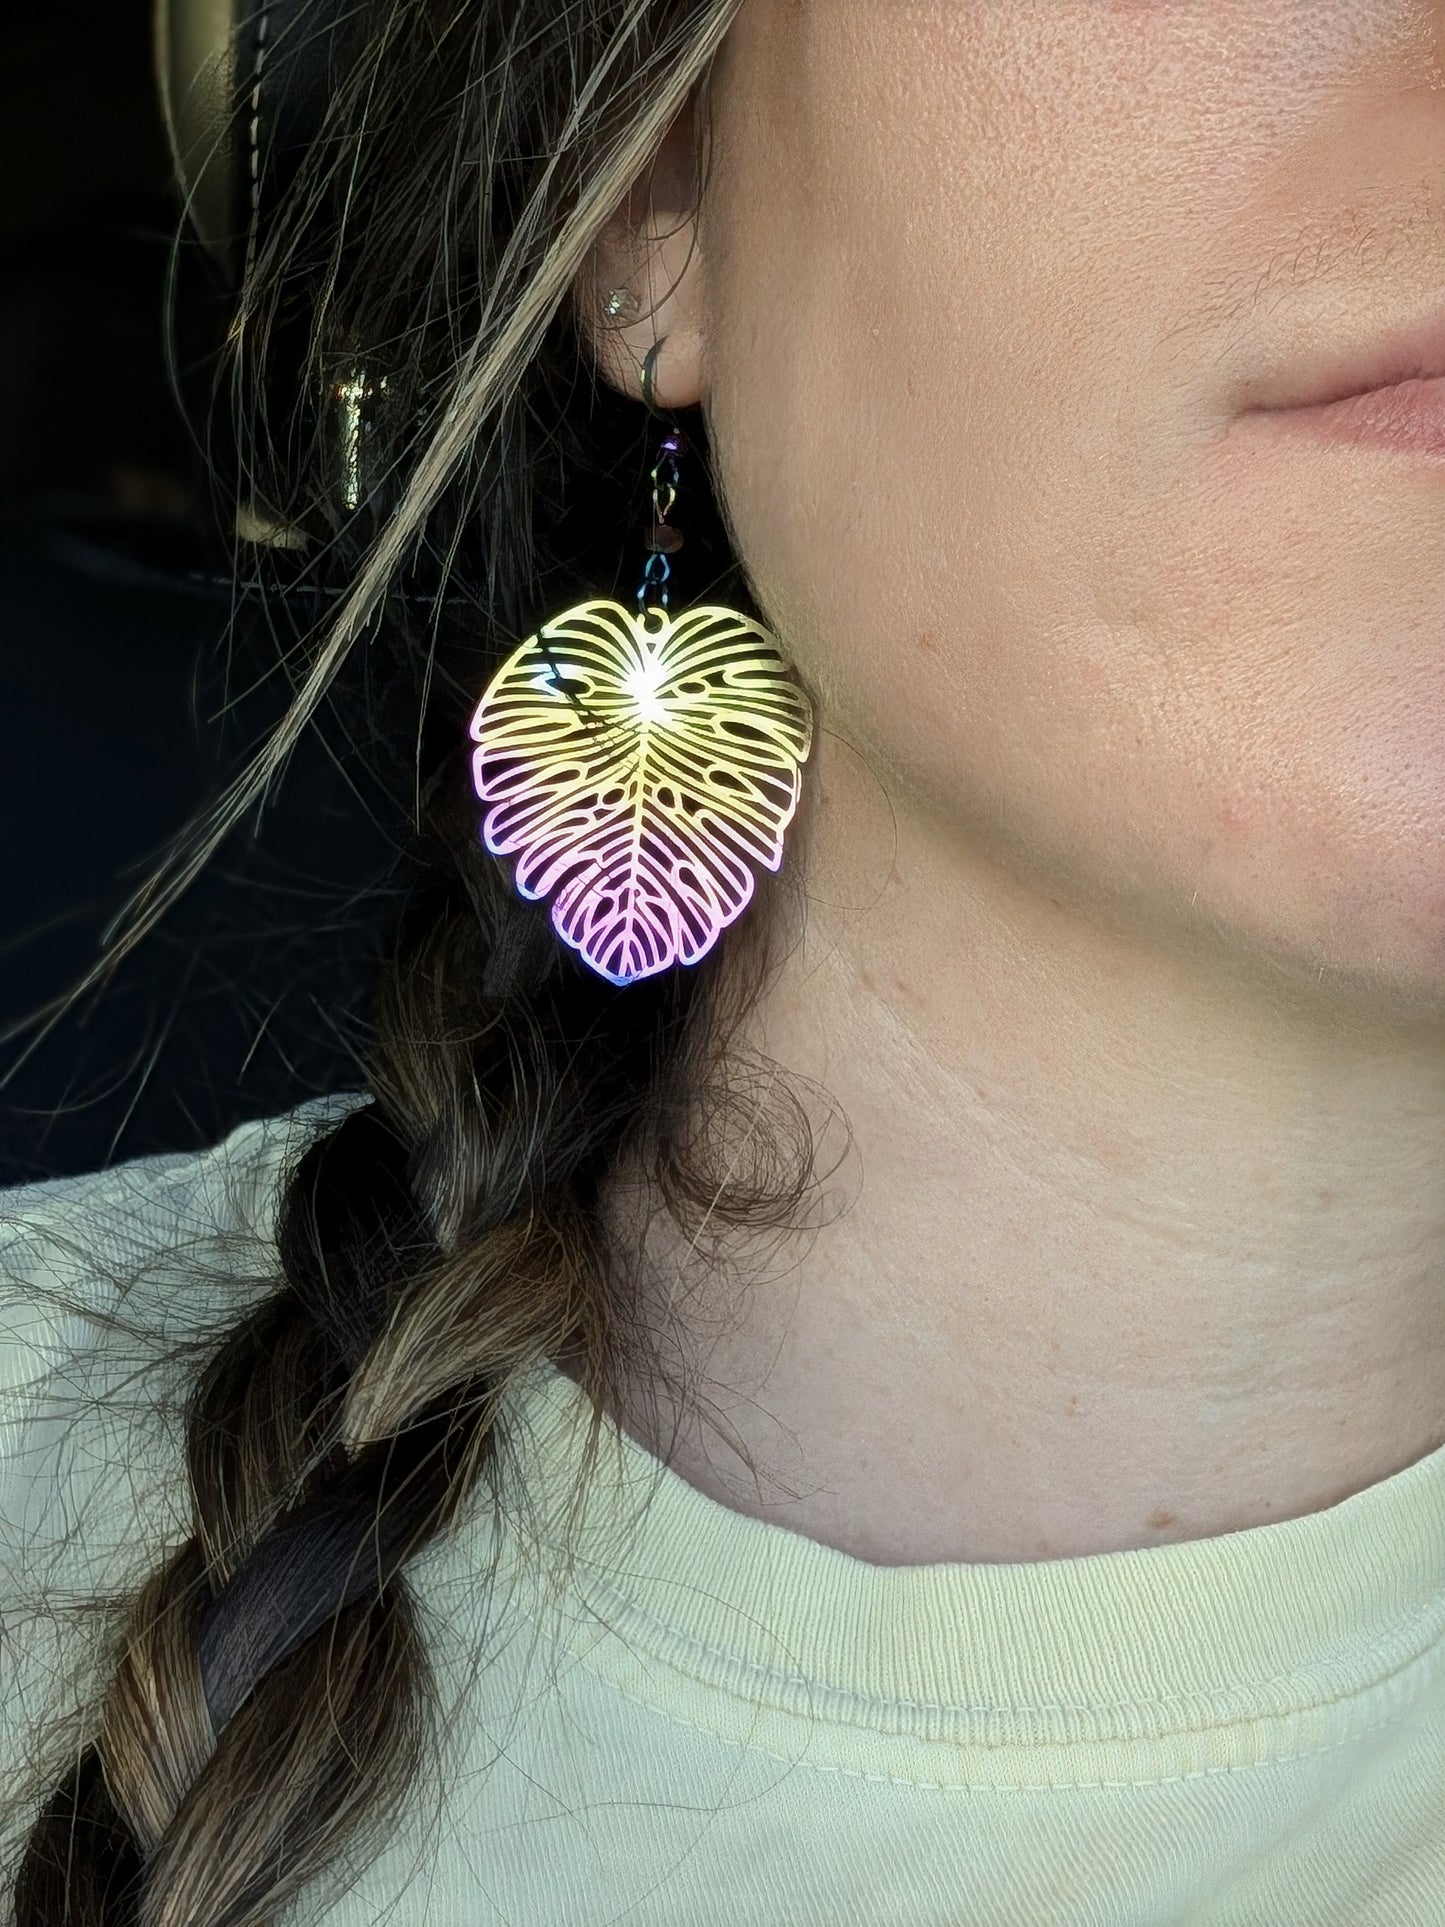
1241,372,1445,462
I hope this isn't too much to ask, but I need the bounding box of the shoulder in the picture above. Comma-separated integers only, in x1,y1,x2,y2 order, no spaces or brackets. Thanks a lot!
0,1093,367,1373
0,1093,370,1860
0,1091,368,1571
0,1091,368,1281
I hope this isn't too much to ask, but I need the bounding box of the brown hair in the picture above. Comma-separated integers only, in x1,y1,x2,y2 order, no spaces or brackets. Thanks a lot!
6,3,837,1918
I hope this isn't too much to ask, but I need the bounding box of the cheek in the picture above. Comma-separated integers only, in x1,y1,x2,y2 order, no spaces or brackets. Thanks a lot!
736,380,1445,1009
1119,436,1445,988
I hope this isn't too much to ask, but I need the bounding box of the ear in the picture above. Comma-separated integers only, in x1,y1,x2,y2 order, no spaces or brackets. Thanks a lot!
573,90,708,413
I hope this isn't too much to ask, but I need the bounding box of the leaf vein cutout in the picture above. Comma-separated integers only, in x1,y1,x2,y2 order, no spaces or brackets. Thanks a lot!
469,600,814,984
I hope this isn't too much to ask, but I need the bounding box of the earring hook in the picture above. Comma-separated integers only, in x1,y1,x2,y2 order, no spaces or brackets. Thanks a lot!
640,337,672,420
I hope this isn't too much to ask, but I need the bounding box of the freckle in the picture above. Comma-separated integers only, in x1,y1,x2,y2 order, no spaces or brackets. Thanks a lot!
915,630,940,656
1064,1392,1081,1415
1148,1508,1177,1531
893,975,928,1012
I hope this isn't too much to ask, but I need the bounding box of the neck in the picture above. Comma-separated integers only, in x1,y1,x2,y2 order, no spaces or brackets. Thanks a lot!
598,741,1445,1566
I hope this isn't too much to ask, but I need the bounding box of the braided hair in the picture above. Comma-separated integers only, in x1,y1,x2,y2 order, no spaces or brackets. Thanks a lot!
7,3,828,1920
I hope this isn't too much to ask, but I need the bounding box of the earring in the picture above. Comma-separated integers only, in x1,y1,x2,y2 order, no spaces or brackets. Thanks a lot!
468,331,814,987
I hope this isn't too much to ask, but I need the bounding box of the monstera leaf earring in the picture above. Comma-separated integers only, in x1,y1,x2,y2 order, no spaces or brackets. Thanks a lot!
468,323,815,987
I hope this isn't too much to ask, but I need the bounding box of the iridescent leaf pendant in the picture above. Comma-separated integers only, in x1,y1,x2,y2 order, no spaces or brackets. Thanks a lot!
468,597,814,986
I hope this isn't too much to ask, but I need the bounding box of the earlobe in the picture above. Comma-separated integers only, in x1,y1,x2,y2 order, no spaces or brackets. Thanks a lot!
575,273,707,414
572,95,710,411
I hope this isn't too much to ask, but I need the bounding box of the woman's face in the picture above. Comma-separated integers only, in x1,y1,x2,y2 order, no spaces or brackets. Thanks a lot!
687,0,1445,1018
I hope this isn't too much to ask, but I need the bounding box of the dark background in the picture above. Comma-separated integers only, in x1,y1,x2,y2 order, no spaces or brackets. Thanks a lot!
0,2,399,1185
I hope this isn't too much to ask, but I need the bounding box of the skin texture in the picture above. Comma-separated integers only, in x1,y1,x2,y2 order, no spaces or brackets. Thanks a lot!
576,0,1445,1564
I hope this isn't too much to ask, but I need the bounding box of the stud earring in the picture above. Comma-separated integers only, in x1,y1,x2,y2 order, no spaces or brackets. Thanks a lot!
468,331,814,987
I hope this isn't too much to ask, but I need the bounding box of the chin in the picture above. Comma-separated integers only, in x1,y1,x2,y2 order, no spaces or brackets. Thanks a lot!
1153,758,1445,1029
1196,875,1445,1031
